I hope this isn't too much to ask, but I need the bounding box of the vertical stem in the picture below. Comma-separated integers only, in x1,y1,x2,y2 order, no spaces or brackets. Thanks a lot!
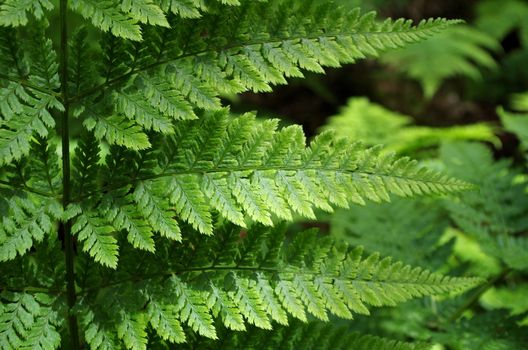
60,0,80,348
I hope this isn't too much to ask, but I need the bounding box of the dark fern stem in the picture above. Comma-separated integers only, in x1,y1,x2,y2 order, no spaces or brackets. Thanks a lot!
59,0,80,347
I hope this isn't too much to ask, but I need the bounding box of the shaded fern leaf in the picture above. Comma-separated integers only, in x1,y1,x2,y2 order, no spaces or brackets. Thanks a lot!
71,1,459,149
499,102,528,150
180,321,432,350
330,197,452,270
382,25,499,98
0,31,62,166
0,193,62,262
0,292,62,350
74,226,480,348
441,142,528,271
435,311,528,350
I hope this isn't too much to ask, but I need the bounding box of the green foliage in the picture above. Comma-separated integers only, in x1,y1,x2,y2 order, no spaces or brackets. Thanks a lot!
0,226,480,348
329,197,452,270
382,25,499,97
499,92,528,150
476,0,528,47
181,321,432,350
436,311,528,350
440,141,528,271
0,292,62,350
0,0,486,349
322,97,498,154
68,109,470,268
481,284,528,325
316,93,528,350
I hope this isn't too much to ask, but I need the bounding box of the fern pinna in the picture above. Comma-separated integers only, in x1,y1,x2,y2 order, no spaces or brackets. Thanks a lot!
0,1,478,349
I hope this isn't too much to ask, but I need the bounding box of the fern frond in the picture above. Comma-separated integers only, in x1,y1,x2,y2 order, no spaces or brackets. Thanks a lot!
0,194,61,262
476,0,528,46
68,27,99,103
330,197,451,269
71,207,119,268
114,91,175,133
28,136,62,195
132,181,182,241
0,292,61,350
382,25,499,97
0,0,54,27
481,284,528,325
121,0,169,27
0,33,62,166
441,142,528,271
74,226,479,347
70,0,143,41
83,114,151,151
438,311,528,350
74,110,470,266
146,300,186,344
71,2,459,145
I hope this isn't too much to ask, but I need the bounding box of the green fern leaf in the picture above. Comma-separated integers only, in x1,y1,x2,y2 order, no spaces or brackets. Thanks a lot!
116,312,148,350
330,197,451,269
322,97,498,155
183,321,432,349
499,105,528,150
172,278,217,339
132,181,182,241
71,225,479,346
206,284,246,331
0,293,61,350
70,0,142,41
71,208,119,268
114,91,174,133
68,2,458,149
382,25,499,98
0,195,61,262
75,109,471,266
441,142,528,271
83,114,151,150
121,0,169,27
0,0,54,27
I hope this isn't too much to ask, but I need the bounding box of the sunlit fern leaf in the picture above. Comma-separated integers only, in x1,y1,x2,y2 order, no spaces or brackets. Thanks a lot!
71,207,120,269
481,284,528,326
83,114,151,151
0,0,54,27
70,0,143,41
70,2,459,149
73,109,471,267
322,97,498,155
